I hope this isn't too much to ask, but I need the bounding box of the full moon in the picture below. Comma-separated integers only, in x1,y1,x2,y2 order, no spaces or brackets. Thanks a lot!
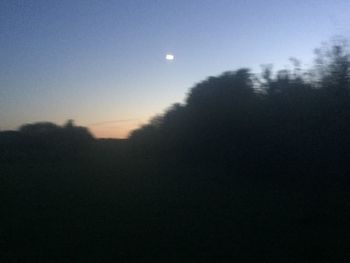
165,54,174,61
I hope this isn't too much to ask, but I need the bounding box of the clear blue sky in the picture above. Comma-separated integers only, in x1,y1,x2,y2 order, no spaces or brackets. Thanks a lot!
1,0,350,137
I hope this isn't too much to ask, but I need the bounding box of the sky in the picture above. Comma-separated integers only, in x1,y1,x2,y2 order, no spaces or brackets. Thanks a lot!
1,0,350,138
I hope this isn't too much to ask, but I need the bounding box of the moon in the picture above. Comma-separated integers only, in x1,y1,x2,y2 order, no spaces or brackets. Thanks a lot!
165,54,174,61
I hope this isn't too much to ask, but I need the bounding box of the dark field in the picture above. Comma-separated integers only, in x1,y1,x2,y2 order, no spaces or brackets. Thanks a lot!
2,138,350,262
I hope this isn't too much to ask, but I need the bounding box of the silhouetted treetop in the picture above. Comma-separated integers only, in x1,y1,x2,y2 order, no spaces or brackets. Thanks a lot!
186,68,254,108
19,122,60,135
0,120,94,161
18,120,93,142
315,39,350,94
128,40,350,168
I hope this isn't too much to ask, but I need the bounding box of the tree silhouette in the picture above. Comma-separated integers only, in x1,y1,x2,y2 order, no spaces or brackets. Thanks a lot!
127,41,350,174
3,40,350,262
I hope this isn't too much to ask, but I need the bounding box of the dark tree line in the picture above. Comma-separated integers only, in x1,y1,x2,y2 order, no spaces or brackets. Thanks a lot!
0,120,93,161
2,40,350,262
129,41,350,177
3,41,350,173
2,40,350,172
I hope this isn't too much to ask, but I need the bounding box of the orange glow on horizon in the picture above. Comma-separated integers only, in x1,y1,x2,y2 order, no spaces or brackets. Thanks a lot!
88,119,147,139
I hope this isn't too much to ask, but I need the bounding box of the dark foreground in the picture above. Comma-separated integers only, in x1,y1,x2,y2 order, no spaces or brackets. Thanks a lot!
3,53,350,261
1,140,350,262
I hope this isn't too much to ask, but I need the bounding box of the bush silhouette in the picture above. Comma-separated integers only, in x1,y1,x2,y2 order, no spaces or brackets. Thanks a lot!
129,40,350,174
1,120,94,161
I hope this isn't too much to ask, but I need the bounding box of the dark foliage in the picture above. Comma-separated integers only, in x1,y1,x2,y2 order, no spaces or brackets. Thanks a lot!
2,41,350,262
129,42,350,175
0,120,94,162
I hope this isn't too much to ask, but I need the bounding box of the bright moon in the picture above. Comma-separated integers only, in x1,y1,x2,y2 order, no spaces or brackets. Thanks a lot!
166,54,174,61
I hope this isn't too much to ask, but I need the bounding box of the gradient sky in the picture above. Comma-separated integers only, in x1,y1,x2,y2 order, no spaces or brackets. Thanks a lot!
1,0,350,138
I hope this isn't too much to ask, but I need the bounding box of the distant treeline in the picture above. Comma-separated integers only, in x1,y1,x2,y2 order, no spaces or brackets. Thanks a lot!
2,40,350,172
0,120,93,161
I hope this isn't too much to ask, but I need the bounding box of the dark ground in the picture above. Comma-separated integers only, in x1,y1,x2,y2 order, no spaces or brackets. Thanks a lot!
1,139,350,262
